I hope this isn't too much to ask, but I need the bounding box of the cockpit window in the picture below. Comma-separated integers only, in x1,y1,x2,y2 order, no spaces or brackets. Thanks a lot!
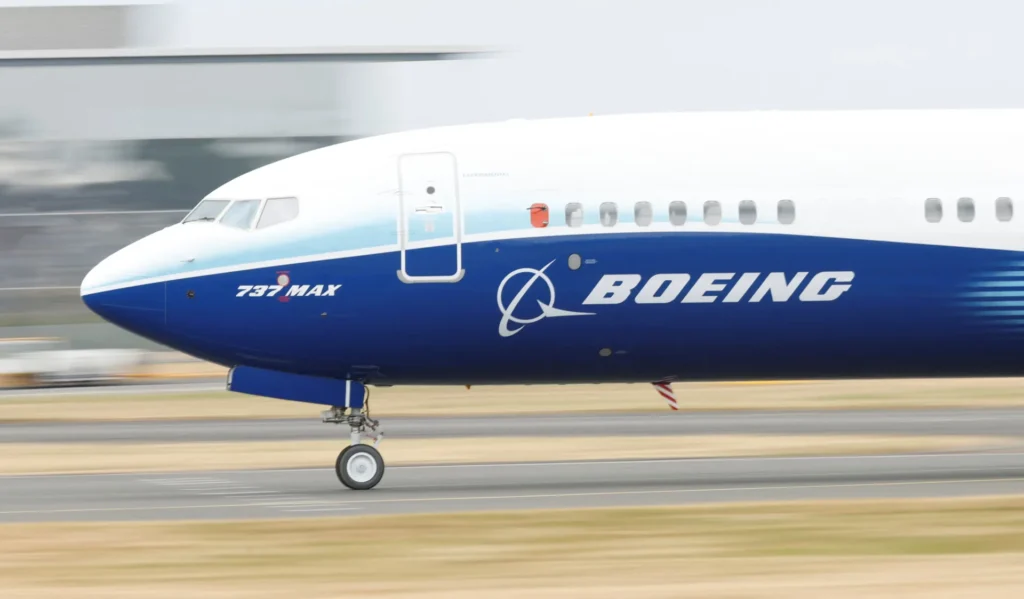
182,199,230,223
219,199,263,230
257,197,299,229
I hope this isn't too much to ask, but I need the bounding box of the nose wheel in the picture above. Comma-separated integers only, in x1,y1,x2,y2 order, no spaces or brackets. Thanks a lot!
322,389,385,490
336,444,385,490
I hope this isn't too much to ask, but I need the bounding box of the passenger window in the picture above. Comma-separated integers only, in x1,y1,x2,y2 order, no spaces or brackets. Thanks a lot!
703,201,722,225
778,199,796,224
997,197,1013,222
220,199,262,230
957,197,975,223
600,202,618,227
634,201,653,227
257,197,300,229
925,198,943,223
182,199,230,223
565,202,584,227
739,200,757,225
669,201,687,226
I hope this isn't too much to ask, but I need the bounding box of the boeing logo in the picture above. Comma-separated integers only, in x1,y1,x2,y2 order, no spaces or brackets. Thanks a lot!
497,260,594,337
583,271,855,305
497,264,855,337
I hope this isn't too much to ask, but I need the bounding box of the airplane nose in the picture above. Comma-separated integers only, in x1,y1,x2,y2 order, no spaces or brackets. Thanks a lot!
81,255,167,338
80,256,114,297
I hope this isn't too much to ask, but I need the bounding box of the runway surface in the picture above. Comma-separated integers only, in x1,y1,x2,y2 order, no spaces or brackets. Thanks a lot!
0,381,223,398
5,407,1024,443
2,453,1024,522
5,406,1024,523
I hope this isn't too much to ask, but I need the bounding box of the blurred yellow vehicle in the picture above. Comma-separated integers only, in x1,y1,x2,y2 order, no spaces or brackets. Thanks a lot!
0,337,143,388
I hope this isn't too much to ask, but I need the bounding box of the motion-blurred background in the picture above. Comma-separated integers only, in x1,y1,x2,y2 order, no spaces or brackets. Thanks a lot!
4,0,1024,384
7,5,1024,597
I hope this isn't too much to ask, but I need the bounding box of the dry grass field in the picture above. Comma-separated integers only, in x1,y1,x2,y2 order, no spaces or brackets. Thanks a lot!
2,497,1024,597
2,378,1024,422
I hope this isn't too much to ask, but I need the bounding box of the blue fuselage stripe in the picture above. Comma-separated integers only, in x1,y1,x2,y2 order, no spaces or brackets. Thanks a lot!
82,232,1024,384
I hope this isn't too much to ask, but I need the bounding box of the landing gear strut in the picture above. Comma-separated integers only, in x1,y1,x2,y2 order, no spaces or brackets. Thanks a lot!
322,385,385,490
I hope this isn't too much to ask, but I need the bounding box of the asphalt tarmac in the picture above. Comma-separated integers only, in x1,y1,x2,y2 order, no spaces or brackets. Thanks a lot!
4,408,1024,443
5,399,1024,523
2,453,1024,522
0,381,223,398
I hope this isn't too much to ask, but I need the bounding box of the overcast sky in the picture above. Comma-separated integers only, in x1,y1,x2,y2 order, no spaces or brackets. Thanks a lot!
159,0,1024,133
5,0,1024,138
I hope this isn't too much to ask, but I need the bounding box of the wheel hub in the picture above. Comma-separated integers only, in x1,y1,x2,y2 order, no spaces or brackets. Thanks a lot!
347,451,378,483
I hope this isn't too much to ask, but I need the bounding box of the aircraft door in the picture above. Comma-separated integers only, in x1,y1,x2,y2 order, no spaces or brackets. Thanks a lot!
397,152,464,283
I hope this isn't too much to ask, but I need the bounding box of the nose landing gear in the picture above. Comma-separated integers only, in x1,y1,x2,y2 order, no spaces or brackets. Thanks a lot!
227,367,386,490
322,385,385,490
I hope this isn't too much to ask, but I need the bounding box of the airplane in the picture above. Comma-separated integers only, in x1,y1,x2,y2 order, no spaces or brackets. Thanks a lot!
81,108,1024,490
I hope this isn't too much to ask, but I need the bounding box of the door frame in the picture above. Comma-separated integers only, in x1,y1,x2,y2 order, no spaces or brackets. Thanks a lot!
396,151,465,284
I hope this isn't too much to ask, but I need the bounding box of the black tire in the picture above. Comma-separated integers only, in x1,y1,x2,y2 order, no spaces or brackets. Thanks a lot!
335,444,385,490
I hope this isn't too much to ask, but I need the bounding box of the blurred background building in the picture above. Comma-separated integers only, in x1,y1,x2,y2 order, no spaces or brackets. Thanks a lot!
4,0,1024,350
